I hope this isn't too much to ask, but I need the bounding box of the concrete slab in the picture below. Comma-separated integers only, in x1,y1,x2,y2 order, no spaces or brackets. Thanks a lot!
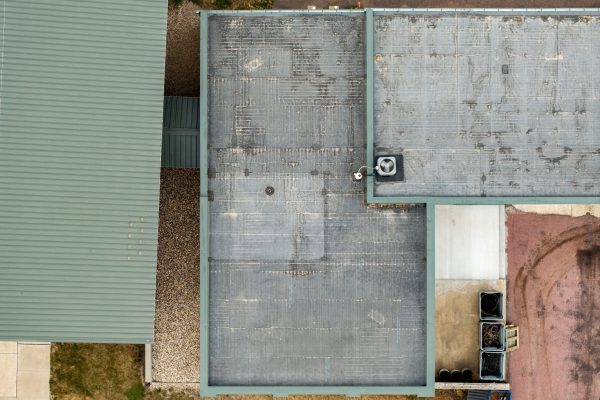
0,342,17,354
16,371,50,399
507,212,600,400
435,279,506,380
435,205,506,280
17,344,50,372
0,353,17,397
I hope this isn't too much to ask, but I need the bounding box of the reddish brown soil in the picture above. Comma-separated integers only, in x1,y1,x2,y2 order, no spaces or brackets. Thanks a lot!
507,212,600,400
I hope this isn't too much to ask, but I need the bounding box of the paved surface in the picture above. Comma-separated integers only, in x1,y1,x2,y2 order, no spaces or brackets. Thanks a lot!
153,170,200,384
435,206,505,280
435,279,505,381
0,342,50,400
434,205,507,380
373,14,600,197
507,212,600,400
207,14,427,386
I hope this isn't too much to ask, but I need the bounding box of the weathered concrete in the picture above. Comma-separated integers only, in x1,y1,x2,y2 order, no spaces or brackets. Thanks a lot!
206,14,428,387
0,353,17,398
0,342,49,400
435,205,506,280
435,279,505,380
507,212,600,400
374,14,600,197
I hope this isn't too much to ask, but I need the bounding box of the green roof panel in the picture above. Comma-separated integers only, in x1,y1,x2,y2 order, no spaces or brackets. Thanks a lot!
0,0,167,343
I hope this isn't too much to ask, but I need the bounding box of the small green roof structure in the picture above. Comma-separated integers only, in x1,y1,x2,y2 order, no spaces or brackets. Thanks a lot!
0,0,167,343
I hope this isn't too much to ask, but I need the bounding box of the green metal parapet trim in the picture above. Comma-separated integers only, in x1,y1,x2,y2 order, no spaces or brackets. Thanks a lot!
200,8,600,14
425,204,436,392
201,385,434,397
366,194,600,206
199,10,211,394
372,7,600,15
365,9,375,203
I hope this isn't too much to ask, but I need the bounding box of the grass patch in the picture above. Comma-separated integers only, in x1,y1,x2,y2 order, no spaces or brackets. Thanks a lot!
127,383,146,400
50,343,201,400
144,388,200,400
51,343,144,400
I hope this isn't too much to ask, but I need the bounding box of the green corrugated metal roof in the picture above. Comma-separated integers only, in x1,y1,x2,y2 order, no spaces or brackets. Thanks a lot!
162,97,199,168
0,0,167,343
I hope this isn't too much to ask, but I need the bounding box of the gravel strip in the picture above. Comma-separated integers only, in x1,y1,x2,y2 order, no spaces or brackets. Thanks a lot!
165,3,205,97
153,169,200,383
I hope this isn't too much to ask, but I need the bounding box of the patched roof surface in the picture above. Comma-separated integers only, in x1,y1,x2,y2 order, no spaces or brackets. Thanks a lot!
206,14,428,386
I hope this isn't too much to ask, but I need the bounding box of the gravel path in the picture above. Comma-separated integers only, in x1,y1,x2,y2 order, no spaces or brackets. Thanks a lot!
153,169,200,383
165,3,205,97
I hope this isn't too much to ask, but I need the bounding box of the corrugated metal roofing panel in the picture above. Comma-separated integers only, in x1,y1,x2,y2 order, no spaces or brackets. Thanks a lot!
163,96,199,129
162,97,199,168
0,0,167,343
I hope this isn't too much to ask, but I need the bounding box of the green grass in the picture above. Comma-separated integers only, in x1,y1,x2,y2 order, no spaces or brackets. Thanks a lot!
127,383,146,400
51,343,144,400
50,343,201,400
144,388,200,400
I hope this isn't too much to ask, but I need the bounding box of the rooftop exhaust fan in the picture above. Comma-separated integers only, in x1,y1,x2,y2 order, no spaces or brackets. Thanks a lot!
376,156,396,177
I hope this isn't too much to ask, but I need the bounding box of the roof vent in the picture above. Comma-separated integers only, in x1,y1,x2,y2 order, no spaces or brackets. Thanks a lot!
376,156,397,177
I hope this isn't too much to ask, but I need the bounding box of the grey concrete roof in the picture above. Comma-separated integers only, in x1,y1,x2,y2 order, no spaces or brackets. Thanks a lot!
374,14,600,197
206,14,427,386
201,9,600,392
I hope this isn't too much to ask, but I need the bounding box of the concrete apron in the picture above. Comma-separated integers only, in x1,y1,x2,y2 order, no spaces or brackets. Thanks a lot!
0,342,50,400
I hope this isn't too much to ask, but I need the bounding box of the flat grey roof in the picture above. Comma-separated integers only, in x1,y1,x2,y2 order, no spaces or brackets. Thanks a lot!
200,9,599,395
374,14,600,197
206,14,428,387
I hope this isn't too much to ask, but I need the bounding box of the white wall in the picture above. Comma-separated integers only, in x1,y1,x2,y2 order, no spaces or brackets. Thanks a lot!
435,205,506,280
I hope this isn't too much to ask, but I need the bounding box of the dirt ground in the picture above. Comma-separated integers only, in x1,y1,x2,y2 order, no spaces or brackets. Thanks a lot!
506,210,600,400
50,343,144,400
